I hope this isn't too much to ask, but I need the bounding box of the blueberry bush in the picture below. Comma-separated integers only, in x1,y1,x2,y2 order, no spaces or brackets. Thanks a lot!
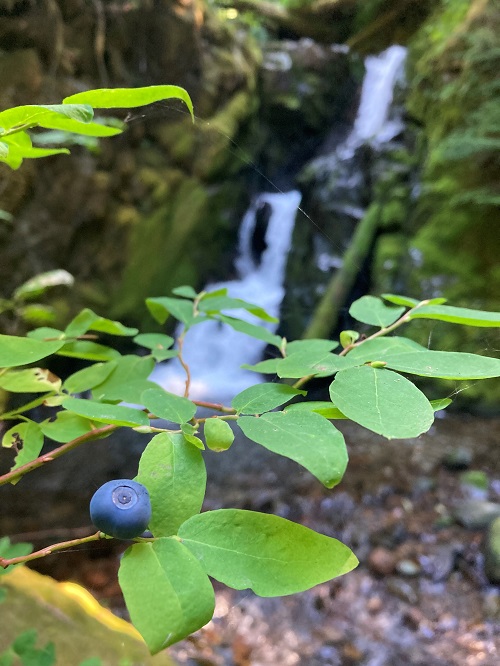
1,87,500,656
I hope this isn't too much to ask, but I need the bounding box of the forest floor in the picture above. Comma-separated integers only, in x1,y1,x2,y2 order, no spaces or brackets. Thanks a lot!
29,414,500,666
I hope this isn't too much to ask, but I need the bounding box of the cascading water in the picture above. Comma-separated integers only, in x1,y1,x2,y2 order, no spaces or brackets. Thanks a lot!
150,190,301,401
151,46,407,400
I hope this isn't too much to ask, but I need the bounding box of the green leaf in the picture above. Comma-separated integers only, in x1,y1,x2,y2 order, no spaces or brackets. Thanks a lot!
283,401,347,419
329,366,435,439
146,297,198,327
118,539,214,654
40,412,96,443
181,423,204,449
57,341,121,362
65,308,138,337
276,350,358,379
238,411,347,488
13,270,74,301
142,387,197,424
0,368,61,393
204,418,235,452
345,336,426,363
61,397,148,427
198,295,277,323
172,286,198,299
409,303,500,327
215,315,282,348
372,349,500,380
179,509,358,596
339,330,360,348
240,358,280,374
2,421,44,482
381,294,419,307
17,304,56,327
63,361,117,394
349,295,405,327
0,537,33,575
0,104,93,130
285,339,338,355
431,398,452,411
133,333,176,361
0,335,65,368
91,356,156,402
231,382,305,415
64,85,194,121
136,433,206,537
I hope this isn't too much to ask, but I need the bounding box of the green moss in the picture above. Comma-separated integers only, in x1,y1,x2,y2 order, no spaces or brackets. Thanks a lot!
403,0,500,405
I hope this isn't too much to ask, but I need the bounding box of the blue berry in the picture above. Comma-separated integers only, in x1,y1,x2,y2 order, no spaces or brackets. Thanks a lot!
90,479,152,540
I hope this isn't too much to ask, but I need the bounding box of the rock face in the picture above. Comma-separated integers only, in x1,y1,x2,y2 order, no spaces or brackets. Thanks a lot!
0,0,261,330
0,566,174,665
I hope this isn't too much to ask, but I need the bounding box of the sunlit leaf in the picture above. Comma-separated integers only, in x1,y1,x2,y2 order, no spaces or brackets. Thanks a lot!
141,387,197,424
136,433,206,537
0,335,65,368
349,295,405,327
329,366,434,439
0,367,61,394
64,85,194,122
179,510,358,596
61,397,148,427
119,538,214,654
204,418,234,451
231,382,305,414
409,303,500,327
238,411,347,487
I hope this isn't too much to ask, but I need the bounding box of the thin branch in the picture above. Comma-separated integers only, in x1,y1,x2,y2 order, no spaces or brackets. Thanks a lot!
0,424,118,487
339,300,430,357
0,531,103,569
177,334,191,398
193,399,236,414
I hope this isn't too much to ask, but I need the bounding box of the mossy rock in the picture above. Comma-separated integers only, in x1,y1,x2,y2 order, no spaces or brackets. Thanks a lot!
0,567,175,665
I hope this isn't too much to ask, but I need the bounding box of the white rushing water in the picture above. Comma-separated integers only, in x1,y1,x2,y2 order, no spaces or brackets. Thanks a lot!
150,190,301,401
339,44,407,159
151,45,407,401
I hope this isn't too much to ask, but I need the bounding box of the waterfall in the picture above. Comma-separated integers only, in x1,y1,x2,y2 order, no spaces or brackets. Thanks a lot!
338,44,407,160
150,190,301,401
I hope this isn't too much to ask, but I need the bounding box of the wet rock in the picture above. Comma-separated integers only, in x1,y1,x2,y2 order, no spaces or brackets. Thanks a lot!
452,500,500,530
386,578,419,605
402,607,425,631
368,547,396,576
396,559,421,577
484,516,500,584
441,447,473,471
419,544,461,582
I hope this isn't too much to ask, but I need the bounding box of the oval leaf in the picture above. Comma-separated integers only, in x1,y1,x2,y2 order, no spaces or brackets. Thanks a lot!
329,366,434,439
40,412,95,443
61,396,149,427
118,538,214,654
2,421,44,482
63,361,117,394
238,411,347,488
179,509,358,596
64,85,194,121
276,351,358,379
231,383,305,415
378,349,500,380
135,433,206,537
204,418,234,452
142,388,196,424
349,296,405,327
0,335,65,368
409,303,500,327
0,367,61,393
216,314,282,348
284,401,347,419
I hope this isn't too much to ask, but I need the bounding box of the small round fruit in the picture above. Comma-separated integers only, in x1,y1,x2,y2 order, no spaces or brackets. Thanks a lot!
90,479,151,540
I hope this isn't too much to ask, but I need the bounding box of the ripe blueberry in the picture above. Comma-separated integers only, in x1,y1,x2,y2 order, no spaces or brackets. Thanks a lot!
90,479,152,540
